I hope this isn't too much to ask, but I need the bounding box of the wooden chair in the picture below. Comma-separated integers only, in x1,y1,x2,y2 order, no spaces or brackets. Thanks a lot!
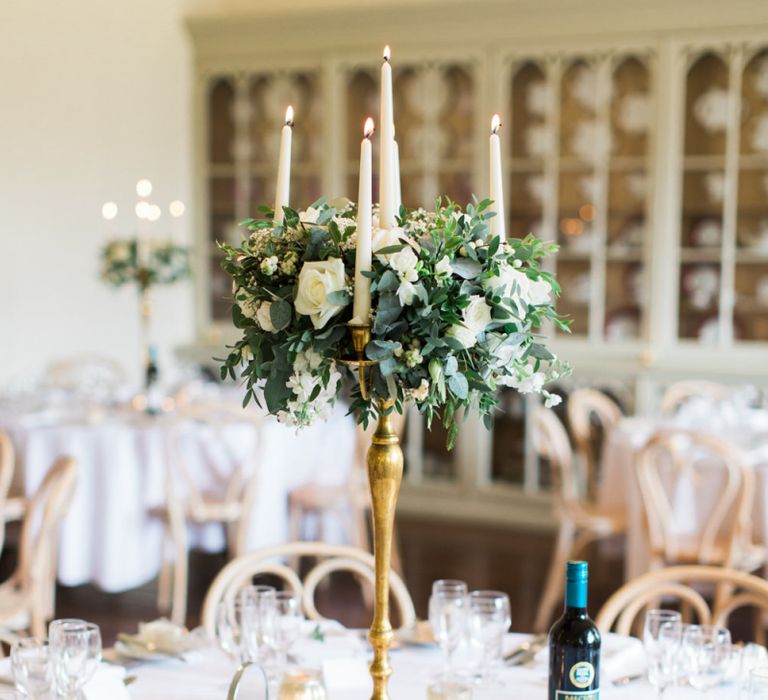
567,389,623,500
200,541,416,637
596,565,768,637
532,406,626,633
0,456,77,639
636,430,763,573
0,433,26,554
287,411,406,574
661,380,730,415
156,402,264,626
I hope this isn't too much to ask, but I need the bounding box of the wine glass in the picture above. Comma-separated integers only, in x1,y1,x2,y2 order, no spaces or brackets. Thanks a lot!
643,610,682,698
684,625,733,694
240,585,278,664
48,619,102,700
739,645,768,699
216,598,248,663
747,667,768,699
429,581,468,679
466,590,511,686
262,591,303,672
11,638,52,699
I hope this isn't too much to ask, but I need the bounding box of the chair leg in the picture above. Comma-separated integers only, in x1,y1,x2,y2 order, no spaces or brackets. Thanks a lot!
157,550,172,613
170,545,188,627
534,518,576,633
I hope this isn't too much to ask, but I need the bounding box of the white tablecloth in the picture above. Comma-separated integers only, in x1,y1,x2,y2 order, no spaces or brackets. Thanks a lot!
122,630,742,700
600,411,768,580
0,401,356,592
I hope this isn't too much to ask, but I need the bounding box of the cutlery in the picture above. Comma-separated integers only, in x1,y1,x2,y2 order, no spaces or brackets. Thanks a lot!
504,634,547,664
123,675,138,686
612,674,643,686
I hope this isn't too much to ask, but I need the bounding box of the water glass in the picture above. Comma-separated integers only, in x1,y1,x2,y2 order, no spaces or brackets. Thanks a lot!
740,645,768,698
426,680,473,700
48,619,102,700
643,610,682,697
240,585,278,664
748,667,768,699
11,638,52,698
466,590,511,685
263,591,303,671
429,582,468,678
683,624,732,693
216,599,249,662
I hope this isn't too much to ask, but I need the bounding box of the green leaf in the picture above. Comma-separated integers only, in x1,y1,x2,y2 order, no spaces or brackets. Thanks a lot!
448,372,468,399
529,343,554,361
374,244,406,256
451,258,482,279
366,339,399,361
377,270,400,293
326,289,351,306
444,355,458,376
269,299,292,331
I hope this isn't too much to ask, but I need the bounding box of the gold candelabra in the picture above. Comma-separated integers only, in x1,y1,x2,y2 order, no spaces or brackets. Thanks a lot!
339,323,403,700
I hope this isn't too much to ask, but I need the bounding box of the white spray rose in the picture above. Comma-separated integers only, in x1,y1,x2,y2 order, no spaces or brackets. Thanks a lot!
389,246,419,283
435,256,452,278
256,301,276,332
409,378,430,402
294,258,348,329
397,280,418,306
447,295,492,349
372,226,405,262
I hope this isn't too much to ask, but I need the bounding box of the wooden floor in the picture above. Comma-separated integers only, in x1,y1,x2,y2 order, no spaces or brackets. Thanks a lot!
18,516,625,644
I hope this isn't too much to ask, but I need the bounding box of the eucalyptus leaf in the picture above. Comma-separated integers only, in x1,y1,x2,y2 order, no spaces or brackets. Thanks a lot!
269,299,292,331
451,258,482,279
448,372,468,399
326,289,351,306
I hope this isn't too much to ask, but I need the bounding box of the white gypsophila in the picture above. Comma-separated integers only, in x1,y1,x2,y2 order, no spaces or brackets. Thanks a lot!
236,291,260,320
280,252,298,276
340,231,358,252
388,246,419,283
299,206,321,224
294,258,348,329
544,391,562,408
256,301,276,332
332,215,357,233
409,378,430,402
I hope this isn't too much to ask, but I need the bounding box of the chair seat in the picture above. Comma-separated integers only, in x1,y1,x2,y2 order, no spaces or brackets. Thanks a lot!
653,540,767,572
571,503,627,535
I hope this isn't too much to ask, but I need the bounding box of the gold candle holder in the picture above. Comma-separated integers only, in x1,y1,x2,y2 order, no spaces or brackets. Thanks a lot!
339,322,403,700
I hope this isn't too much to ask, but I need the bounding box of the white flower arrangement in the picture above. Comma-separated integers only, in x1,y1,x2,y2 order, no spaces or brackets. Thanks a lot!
220,197,569,447
100,238,191,291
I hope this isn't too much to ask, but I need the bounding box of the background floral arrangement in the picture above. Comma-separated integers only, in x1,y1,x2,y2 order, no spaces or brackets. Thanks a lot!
101,238,192,291
220,196,569,448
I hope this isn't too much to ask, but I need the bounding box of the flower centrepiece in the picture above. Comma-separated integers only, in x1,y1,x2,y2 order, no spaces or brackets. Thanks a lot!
220,197,569,447
101,238,191,291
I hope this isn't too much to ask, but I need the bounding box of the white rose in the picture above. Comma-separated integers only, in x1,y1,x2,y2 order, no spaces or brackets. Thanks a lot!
256,301,276,332
389,246,419,283
528,278,552,306
299,206,321,224
397,280,418,306
410,378,430,402
294,258,348,329
372,226,405,262
435,256,452,278
447,324,478,349
484,263,532,316
463,295,493,335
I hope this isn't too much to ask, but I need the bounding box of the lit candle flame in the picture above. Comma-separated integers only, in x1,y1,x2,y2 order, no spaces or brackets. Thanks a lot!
491,114,501,135
383,45,391,62
364,117,375,139
285,105,294,126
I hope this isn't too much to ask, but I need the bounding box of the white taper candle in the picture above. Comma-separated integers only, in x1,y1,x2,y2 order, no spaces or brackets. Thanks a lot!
379,46,396,229
352,118,375,325
274,105,294,224
489,114,506,240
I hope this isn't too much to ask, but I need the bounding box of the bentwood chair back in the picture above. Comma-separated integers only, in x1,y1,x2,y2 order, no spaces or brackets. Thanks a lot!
531,406,626,632
158,402,263,626
0,432,25,555
0,456,78,639
635,430,760,572
567,389,623,500
201,541,416,637
660,380,730,415
596,565,768,637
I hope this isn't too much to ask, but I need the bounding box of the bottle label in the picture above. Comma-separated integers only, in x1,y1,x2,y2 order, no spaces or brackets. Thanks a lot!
569,661,596,688
555,692,599,700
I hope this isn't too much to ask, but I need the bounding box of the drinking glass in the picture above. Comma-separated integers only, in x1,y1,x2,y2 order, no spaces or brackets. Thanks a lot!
643,610,683,697
263,591,303,672
429,582,468,679
216,598,248,663
48,619,102,700
740,645,768,699
748,667,768,699
11,638,52,698
684,624,732,693
240,585,278,664
466,590,511,686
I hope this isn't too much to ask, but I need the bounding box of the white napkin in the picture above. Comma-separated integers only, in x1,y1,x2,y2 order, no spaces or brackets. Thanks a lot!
322,657,371,692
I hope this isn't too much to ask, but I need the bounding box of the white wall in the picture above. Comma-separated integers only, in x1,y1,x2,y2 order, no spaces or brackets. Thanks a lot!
0,0,194,387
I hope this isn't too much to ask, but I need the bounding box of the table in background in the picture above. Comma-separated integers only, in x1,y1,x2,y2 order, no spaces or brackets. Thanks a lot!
0,397,356,592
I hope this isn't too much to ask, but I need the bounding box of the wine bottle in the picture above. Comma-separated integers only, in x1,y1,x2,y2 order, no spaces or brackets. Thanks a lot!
548,560,601,700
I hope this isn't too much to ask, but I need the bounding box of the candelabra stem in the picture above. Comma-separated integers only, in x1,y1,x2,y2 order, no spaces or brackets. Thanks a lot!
367,399,403,700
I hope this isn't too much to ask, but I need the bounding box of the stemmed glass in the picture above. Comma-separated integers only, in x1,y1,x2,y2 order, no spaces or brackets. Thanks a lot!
262,591,303,672
466,590,511,686
48,619,102,700
643,610,683,698
11,638,52,699
428,580,468,680
240,585,278,664
684,624,733,694
216,598,250,663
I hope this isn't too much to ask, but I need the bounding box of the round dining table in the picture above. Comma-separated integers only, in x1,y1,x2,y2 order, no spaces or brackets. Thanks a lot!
599,403,768,580
0,391,357,592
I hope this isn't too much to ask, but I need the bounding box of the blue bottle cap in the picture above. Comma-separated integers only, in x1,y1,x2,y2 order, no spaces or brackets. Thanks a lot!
566,560,588,582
